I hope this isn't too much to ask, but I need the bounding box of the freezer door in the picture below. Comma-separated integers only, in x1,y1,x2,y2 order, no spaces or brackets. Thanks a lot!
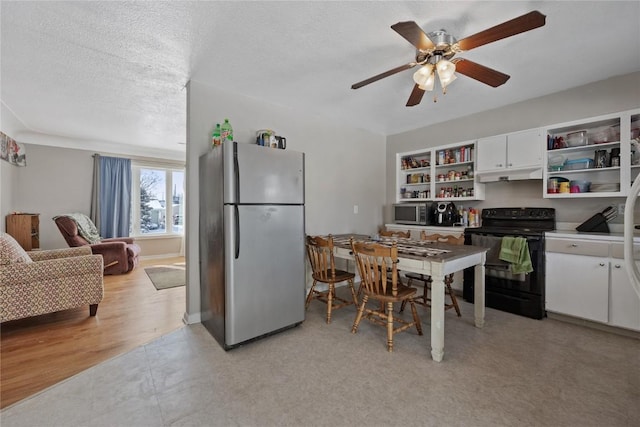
224,141,304,205
224,204,305,346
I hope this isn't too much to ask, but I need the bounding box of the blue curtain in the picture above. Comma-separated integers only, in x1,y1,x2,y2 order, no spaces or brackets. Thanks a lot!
99,156,132,238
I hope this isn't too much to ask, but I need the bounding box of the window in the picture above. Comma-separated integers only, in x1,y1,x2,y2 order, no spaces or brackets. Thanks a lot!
131,164,185,236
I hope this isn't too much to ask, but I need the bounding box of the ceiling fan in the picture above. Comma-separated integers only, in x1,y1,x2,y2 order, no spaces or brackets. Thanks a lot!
351,11,546,106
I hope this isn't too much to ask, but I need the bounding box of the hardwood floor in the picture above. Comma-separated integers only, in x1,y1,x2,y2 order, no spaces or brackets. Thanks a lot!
0,256,186,409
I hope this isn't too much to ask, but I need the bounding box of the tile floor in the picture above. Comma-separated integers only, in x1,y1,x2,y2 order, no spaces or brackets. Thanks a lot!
1,296,639,427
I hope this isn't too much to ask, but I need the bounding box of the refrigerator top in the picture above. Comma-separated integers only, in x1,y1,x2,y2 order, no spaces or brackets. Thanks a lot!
223,141,305,205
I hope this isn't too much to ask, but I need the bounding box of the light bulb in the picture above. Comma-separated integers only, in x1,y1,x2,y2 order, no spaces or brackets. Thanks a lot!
418,71,435,91
440,73,457,88
436,59,456,81
412,64,434,87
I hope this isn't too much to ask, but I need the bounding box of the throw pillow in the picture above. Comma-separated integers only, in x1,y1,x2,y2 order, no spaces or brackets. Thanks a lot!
0,233,33,265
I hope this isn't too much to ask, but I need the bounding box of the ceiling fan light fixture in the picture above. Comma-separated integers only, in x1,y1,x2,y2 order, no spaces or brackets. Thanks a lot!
436,58,456,81
418,72,435,91
412,64,434,87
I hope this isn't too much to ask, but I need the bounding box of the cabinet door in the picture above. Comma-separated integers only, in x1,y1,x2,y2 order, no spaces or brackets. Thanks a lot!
476,135,506,172
546,252,609,322
610,259,640,331
507,128,543,169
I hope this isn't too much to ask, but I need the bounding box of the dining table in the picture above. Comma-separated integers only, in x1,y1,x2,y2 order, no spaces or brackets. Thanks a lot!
329,234,488,362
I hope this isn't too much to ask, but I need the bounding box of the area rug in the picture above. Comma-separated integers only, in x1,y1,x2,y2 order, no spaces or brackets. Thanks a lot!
145,265,185,290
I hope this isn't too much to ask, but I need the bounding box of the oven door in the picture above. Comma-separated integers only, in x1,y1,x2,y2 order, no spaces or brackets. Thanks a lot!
463,231,545,319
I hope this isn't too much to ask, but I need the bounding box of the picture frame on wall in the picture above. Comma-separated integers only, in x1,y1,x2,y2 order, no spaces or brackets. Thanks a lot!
0,132,8,161
0,131,26,166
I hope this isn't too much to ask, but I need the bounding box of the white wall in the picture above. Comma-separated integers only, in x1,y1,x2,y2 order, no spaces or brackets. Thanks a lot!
185,79,386,322
386,72,640,225
1,102,25,232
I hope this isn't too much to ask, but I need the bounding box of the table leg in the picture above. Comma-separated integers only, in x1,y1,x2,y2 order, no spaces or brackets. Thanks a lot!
430,263,445,362
474,253,486,328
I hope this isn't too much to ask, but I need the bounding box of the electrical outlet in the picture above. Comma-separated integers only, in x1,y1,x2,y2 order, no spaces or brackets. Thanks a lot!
618,203,625,215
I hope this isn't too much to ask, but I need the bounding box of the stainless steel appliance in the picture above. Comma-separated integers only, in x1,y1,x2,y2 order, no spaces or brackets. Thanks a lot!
199,141,306,349
433,202,459,226
463,207,555,319
393,202,430,225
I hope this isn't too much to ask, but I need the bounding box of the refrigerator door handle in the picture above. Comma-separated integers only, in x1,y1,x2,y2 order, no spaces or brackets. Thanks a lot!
233,142,240,203
234,205,240,259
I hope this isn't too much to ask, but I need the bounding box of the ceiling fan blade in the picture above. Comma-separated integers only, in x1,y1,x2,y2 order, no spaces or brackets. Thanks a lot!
406,84,425,107
391,21,435,51
351,63,416,89
453,58,510,87
457,10,546,51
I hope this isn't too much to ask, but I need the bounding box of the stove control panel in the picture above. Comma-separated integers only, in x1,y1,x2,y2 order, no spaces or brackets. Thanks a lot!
481,207,556,221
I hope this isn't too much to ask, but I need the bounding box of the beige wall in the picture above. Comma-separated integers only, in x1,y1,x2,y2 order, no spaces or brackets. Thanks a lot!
185,79,387,322
386,72,640,225
1,102,24,232
7,143,184,255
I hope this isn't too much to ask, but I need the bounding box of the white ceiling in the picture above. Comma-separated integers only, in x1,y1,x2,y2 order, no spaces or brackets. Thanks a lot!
2,1,639,155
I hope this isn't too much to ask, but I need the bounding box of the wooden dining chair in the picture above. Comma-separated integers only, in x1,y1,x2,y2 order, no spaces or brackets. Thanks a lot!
401,231,464,316
350,239,422,352
305,235,358,324
378,228,410,239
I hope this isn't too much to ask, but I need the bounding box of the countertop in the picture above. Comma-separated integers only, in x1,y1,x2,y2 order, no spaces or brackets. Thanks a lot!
547,229,640,243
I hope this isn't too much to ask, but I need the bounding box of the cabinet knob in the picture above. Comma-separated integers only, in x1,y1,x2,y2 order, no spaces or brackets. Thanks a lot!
497,164,503,167
570,244,578,247
508,163,513,167
599,262,605,266
614,264,621,268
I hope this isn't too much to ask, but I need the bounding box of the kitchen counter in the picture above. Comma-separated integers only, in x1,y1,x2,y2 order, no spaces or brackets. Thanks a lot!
547,230,640,243
384,223,473,233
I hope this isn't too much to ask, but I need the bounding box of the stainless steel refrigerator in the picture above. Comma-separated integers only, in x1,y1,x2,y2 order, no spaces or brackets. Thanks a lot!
199,141,306,350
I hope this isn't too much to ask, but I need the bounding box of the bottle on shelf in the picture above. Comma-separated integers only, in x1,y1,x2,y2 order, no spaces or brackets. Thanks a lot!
221,119,234,143
211,123,221,147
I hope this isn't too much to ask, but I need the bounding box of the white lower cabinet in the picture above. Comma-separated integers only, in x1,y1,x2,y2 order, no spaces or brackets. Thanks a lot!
546,252,609,323
546,236,640,331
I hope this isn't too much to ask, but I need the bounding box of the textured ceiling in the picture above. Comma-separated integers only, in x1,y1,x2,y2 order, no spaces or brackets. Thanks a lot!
1,1,639,155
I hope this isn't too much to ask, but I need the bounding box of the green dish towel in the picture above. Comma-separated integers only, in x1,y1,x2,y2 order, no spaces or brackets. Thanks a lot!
499,236,533,274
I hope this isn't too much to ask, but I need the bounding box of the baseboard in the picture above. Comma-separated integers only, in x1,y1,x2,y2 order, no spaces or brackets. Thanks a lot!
547,312,640,339
140,253,183,261
183,311,201,325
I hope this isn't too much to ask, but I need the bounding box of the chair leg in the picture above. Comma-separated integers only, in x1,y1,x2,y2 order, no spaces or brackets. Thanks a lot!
352,295,368,334
409,300,423,335
399,300,407,313
326,283,335,324
89,304,98,316
305,280,317,309
348,278,358,306
386,302,394,352
445,275,462,317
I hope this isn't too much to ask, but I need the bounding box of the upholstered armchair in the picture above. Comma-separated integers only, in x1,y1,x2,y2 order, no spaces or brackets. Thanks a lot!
54,214,141,275
0,233,104,322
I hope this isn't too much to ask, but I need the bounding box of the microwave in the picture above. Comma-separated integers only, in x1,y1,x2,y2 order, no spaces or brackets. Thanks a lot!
392,203,431,225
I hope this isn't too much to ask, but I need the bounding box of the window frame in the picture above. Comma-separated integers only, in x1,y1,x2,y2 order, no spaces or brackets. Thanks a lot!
131,163,185,237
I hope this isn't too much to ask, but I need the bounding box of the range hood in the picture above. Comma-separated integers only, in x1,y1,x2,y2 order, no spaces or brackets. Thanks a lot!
475,166,543,183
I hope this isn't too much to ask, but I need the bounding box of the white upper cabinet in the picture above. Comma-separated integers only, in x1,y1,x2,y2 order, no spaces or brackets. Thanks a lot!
475,128,544,182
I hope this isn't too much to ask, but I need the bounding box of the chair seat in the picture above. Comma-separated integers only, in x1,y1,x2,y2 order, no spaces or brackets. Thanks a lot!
312,269,355,283
364,284,417,303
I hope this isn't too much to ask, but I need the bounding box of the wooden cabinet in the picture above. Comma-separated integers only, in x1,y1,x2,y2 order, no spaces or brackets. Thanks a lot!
475,128,543,181
543,108,639,198
396,140,485,203
6,213,40,250
545,235,640,331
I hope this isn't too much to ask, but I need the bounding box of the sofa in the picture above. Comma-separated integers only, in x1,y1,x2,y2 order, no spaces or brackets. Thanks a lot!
53,214,141,275
0,233,104,322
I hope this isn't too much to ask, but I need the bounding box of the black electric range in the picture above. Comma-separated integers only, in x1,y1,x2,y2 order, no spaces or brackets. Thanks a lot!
463,207,556,319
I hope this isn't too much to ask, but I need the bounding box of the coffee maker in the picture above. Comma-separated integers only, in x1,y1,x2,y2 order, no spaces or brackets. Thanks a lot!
433,202,459,226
